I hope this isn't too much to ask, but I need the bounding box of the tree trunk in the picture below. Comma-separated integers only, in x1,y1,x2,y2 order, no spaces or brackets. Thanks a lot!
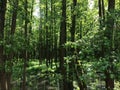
104,0,115,89
0,0,7,90
105,70,114,90
68,0,77,90
53,0,58,67
98,0,102,25
45,0,50,67
98,0,105,28
28,0,34,59
22,0,28,90
6,1,19,90
59,0,68,89
38,0,43,63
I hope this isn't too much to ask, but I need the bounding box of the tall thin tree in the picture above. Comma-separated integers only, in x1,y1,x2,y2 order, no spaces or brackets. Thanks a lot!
68,0,77,90
0,0,7,90
22,0,28,90
7,0,19,90
104,0,115,89
59,0,68,89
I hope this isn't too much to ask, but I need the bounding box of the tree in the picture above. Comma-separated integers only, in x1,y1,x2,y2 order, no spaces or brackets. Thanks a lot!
22,0,28,90
59,0,67,89
7,0,19,90
0,0,120,89
98,0,105,28
104,0,115,89
0,0,7,90
68,0,77,90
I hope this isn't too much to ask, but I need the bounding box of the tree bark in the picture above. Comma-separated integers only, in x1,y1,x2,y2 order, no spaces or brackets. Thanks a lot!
98,0,102,25
68,0,77,90
45,0,50,67
22,0,28,90
105,0,115,90
59,0,68,89
98,0,105,28
38,0,42,63
6,1,19,90
0,0,7,90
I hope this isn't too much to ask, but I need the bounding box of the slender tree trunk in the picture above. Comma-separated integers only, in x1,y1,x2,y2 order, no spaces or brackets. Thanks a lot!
98,0,105,28
98,0,102,26
45,0,49,67
50,0,54,67
28,0,34,59
105,0,115,90
101,0,105,23
29,0,34,34
22,0,28,90
98,0,115,89
38,0,43,63
6,1,19,90
53,0,58,66
59,0,68,89
0,0,7,90
68,0,77,90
